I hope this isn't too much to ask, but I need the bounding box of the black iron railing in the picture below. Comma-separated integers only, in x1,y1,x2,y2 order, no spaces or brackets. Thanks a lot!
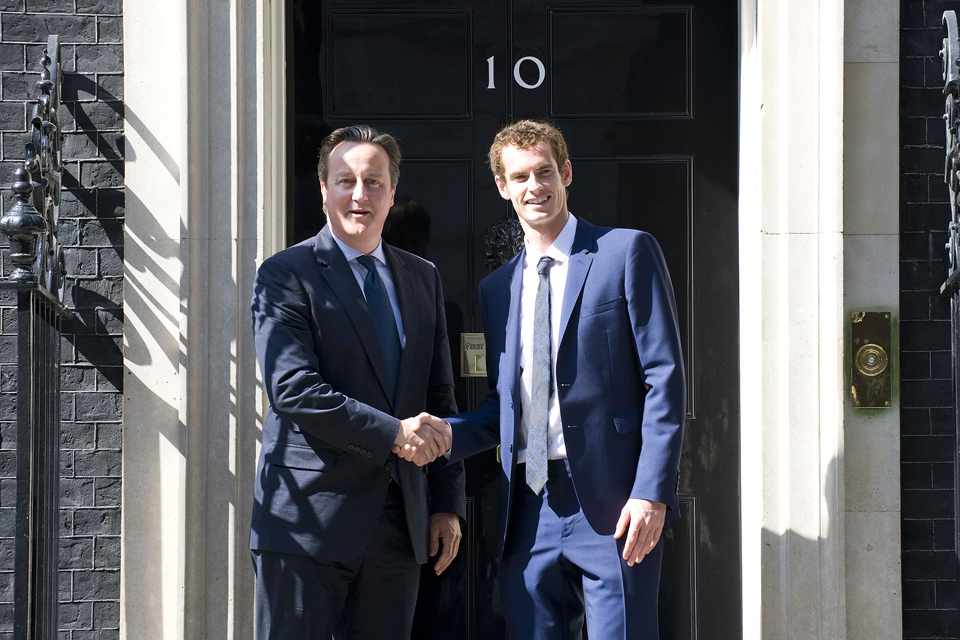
0,35,67,640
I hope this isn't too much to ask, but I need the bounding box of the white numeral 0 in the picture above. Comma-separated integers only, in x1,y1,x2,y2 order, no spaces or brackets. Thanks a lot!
485,55,546,90
513,56,545,89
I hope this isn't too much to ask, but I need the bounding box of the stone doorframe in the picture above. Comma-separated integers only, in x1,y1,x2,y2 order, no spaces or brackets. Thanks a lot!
121,0,900,638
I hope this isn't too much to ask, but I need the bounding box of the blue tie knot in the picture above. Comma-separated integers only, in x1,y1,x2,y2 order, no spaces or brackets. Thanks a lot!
357,254,379,282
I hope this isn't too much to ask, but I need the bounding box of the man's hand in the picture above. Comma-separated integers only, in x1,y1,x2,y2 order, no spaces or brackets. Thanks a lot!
392,413,451,466
613,499,666,567
429,513,461,575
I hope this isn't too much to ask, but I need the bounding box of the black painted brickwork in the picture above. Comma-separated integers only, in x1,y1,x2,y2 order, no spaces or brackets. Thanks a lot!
0,2,122,638
902,2,960,638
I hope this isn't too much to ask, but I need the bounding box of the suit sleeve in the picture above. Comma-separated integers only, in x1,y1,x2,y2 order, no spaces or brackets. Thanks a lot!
252,256,400,465
447,280,503,463
423,265,467,519
625,232,686,507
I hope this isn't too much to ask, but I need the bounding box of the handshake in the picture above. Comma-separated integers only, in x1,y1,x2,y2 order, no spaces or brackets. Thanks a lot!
392,412,452,466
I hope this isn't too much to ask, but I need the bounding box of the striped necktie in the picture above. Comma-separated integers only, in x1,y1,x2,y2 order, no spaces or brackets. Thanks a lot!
526,256,553,494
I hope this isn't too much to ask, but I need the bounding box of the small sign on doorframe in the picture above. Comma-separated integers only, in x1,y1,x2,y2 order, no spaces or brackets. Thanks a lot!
460,333,487,378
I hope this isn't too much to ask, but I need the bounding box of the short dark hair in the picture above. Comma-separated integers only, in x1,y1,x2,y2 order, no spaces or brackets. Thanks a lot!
317,125,402,186
488,120,569,181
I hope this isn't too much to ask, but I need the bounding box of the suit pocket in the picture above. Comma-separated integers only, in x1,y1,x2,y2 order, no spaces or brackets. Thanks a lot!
613,408,644,434
581,296,624,318
265,442,338,471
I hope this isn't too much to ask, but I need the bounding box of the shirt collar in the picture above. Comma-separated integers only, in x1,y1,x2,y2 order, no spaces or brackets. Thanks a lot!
526,213,578,264
330,229,387,267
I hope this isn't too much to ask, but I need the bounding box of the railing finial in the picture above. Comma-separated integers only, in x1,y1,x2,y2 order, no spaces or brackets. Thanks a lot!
0,35,63,299
0,166,46,283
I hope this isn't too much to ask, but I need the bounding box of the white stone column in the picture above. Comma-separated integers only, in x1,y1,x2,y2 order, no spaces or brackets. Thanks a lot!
842,0,902,637
742,0,902,637
122,0,187,636
740,0,849,637
122,0,282,637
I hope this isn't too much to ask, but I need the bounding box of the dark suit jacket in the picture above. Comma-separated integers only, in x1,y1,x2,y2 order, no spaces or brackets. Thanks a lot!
250,225,466,564
448,219,685,553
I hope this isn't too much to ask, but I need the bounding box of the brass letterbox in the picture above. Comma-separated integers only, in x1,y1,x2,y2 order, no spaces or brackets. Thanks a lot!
851,311,892,408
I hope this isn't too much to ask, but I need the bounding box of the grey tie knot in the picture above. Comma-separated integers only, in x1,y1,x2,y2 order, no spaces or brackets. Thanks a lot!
537,256,553,277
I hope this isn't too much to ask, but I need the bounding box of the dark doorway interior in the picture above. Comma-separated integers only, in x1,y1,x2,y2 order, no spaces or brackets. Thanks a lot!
288,1,741,637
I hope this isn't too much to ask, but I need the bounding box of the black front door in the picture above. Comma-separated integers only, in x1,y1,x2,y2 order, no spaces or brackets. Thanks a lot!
288,1,740,637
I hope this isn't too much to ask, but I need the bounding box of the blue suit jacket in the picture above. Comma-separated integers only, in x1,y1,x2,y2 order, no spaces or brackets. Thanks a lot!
449,219,685,551
250,225,466,564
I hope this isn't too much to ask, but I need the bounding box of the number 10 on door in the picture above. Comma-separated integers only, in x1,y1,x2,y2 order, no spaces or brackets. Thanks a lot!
487,55,546,90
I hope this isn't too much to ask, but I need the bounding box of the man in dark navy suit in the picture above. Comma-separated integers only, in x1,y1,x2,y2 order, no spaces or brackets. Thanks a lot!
400,120,685,639
250,125,465,639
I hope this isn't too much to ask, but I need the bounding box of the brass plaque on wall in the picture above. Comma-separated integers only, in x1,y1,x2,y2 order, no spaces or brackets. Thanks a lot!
851,311,892,408
460,333,486,378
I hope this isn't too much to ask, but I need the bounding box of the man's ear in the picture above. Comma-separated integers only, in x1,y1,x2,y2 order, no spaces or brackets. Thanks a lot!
494,175,510,200
562,160,572,187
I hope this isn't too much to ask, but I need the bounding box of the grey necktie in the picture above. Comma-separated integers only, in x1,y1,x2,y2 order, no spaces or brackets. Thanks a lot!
526,256,553,495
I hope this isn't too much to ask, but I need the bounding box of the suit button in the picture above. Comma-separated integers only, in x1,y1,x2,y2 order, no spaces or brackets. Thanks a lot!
348,444,356,451
386,461,393,471
509,445,513,452
366,452,373,459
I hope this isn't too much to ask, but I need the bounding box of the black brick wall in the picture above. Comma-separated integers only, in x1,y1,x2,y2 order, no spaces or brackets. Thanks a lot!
0,1,121,638
902,1,960,638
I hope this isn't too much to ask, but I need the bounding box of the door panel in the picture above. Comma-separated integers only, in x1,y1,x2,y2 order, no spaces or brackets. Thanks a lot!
288,0,739,637
549,8,692,117
326,10,472,118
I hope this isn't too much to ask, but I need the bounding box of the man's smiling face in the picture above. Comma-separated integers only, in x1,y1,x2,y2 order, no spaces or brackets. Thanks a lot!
495,140,573,238
321,141,397,254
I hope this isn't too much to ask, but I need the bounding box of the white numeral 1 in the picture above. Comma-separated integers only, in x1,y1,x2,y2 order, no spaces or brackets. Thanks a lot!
487,55,495,89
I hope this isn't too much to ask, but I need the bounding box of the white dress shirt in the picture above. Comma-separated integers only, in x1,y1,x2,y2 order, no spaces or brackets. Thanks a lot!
330,233,405,348
517,213,578,462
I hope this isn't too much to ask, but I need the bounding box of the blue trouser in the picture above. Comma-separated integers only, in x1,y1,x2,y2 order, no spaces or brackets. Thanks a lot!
500,459,663,640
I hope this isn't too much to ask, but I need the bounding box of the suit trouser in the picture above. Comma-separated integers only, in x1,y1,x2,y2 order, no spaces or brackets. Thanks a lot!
499,459,663,640
251,481,420,640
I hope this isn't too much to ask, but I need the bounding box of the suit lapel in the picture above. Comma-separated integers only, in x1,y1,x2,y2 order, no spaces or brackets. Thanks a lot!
504,250,525,456
314,227,397,407
386,245,417,408
558,220,596,344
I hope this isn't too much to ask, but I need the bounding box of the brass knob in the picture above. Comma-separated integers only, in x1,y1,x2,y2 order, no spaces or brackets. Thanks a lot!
855,344,888,377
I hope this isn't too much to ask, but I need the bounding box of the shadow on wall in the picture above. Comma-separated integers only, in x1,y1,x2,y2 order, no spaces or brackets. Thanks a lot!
758,456,843,638
120,91,260,636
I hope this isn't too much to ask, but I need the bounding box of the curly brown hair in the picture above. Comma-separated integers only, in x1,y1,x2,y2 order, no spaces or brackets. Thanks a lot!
487,120,569,181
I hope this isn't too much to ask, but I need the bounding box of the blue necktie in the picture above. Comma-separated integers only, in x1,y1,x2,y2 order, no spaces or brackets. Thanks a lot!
527,256,553,494
357,255,401,400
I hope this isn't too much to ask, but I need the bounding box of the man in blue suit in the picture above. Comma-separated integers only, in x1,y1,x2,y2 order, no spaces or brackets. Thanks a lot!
401,120,685,638
250,125,465,639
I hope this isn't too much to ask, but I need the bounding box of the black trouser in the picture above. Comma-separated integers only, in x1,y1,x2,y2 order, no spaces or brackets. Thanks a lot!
252,482,420,640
